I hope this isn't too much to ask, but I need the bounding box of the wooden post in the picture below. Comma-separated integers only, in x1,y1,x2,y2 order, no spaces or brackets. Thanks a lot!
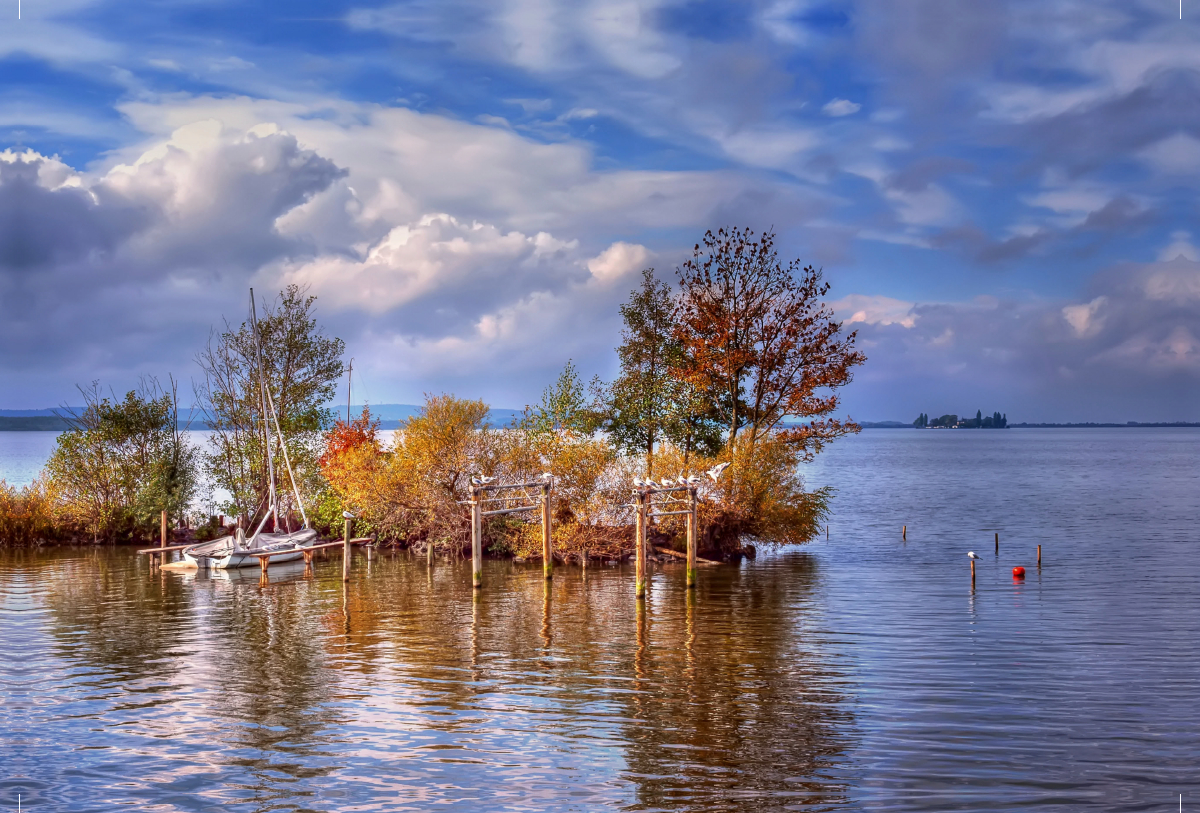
542,482,553,580
686,487,697,589
902,524,906,540
995,532,999,553
160,510,167,549
634,490,647,599
826,526,829,539
971,558,976,584
1037,544,1042,565
342,516,352,582
471,487,483,589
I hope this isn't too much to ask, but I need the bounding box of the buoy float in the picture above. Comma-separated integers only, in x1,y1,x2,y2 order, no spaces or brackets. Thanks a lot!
1012,566,1026,578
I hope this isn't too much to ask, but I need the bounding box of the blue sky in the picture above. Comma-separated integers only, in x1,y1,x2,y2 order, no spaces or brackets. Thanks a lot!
2,0,1199,421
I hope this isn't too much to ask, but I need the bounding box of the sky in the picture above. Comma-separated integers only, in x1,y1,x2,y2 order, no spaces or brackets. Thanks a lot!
1,0,1199,422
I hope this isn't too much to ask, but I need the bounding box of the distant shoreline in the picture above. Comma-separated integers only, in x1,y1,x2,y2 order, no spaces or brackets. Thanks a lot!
860,421,1200,429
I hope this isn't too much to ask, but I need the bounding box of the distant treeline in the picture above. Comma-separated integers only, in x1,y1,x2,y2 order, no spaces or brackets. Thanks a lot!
913,411,1007,429
1010,421,1200,428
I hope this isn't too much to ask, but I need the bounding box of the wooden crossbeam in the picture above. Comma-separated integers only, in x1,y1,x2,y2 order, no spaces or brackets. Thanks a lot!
482,504,539,518
138,543,193,555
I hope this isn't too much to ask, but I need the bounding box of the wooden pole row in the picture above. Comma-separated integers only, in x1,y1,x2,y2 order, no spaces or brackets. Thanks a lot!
470,480,554,588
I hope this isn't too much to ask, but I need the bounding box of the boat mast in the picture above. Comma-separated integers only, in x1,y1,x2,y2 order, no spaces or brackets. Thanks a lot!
249,289,278,530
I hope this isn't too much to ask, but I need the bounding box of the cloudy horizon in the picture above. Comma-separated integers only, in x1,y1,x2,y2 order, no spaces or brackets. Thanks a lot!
3,1,1200,423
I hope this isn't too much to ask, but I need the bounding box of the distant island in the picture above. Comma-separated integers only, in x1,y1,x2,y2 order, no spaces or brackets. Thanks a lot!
913,411,1008,429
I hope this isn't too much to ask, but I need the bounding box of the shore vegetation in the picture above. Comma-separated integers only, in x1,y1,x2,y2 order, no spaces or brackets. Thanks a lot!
2,227,863,556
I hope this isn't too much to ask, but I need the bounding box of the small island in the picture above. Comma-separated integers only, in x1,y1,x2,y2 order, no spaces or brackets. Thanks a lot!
913,411,1008,429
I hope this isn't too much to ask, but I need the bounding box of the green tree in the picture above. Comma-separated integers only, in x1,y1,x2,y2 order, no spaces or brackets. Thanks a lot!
45,378,198,542
196,285,345,524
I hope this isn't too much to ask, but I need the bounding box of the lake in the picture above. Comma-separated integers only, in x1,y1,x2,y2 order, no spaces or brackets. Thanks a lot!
1,429,1198,811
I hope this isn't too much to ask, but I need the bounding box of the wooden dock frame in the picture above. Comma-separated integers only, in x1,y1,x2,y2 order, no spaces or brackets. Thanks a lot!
252,537,371,576
635,481,703,598
469,477,554,589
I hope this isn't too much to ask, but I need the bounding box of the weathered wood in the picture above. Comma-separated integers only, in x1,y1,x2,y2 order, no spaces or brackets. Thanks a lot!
477,480,547,492
653,545,719,566
471,489,483,589
138,543,192,555
249,540,351,559
542,483,553,580
634,491,647,599
995,531,999,553
481,504,539,517
902,524,906,540
649,509,692,517
1038,544,1042,565
686,487,698,588
343,518,353,582
161,510,168,549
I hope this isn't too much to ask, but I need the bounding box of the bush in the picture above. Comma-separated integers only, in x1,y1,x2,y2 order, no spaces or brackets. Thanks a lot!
0,478,72,545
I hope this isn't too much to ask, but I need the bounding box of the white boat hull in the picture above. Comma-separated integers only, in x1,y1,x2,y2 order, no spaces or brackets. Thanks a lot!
181,529,320,570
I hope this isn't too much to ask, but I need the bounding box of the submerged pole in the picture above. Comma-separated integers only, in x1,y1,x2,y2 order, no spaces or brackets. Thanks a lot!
542,482,553,580
635,490,647,599
686,487,697,589
471,486,483,589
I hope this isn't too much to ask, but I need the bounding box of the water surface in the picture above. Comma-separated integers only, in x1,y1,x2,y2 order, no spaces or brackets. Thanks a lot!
1,429,1197,811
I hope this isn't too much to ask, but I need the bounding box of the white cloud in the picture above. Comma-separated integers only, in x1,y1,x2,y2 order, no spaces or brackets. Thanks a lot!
586,241,650,284
1062,295,1106,337
834,294,918,328
822,99,861,117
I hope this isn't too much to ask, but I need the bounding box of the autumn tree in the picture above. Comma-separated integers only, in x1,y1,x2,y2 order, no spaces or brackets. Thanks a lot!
674,227,865,460
196,285,345,523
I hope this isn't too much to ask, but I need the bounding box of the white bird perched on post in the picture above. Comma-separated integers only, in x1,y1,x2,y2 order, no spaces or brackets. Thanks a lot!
687,474,701,485
706,462,731,482
633,477,645,488
479,475,496,485
540,472,553,480
470,476,481,486
967,551,980,560
660,477,673,487
645,479,659,489
342,510,356,519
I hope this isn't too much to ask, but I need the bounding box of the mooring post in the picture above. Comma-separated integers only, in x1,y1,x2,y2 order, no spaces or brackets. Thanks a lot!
995,532,999,553
1037,544,1042,565
686,487,698,589
902,524,907,541
160,509,167,561
971,558,976,585
343,516,353,582
635,489,647,599
471,486,483,589
542,482,553,580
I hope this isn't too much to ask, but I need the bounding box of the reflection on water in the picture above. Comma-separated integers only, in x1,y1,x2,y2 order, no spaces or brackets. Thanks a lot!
7,429,1200,811
2,547,852,812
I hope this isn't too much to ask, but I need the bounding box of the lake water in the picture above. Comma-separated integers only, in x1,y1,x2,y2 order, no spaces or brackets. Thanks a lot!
1,429,1198,811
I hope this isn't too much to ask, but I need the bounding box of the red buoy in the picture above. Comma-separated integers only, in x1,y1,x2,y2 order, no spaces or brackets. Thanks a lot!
1012,566,1026,578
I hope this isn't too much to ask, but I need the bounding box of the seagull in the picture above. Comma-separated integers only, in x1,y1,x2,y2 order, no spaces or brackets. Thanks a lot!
539,472,553,480
645,479,659,489
967,551,980,560
660,477,673,487
706,462,731,482
633,477,645,488
342,510,356,519
479,475,496,485
687,474,701,485
470,476,481,486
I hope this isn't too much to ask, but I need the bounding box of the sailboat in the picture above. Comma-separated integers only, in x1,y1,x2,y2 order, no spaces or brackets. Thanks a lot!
181,289,319,569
